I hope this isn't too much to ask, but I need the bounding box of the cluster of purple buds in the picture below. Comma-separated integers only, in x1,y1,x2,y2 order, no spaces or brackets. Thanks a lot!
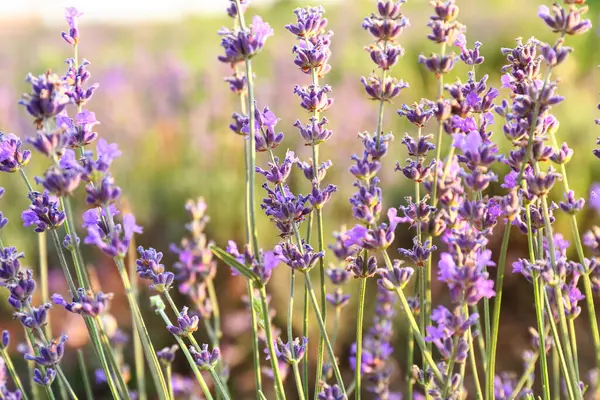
453,130,499,191
538,2,592,36
61,7,83,44
25,333,68,368
377,259,414,291
343,208,402,251
190,344,220,371
156,344,179,366
136,247,175,293
83,209,142,258
227,241,281,285
218,16,273,65
19,72,70,128
438,249,496,305
21,191,66,232
260,184,311,238
272,337,308,364
63,58,99,107
52,288,114,317
425,306,476,363
275,241,323,273
0,133,32,173
13,303,52,329
233,104,284,151
325,261,351,309
167,307,199,337
56,110,100,149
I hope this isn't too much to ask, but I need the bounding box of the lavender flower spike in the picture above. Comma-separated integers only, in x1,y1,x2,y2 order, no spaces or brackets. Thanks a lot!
190,344,220,371
25,334,68,367
167,307,199,336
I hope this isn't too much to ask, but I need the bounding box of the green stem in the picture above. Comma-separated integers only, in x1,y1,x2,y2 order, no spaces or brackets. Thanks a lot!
128,239,147,400
471,305,487,371
207,279,222,344
49,229,78,295
19,168,34,192
38,232,51,340
441,335,459,397
354,277,367,400
95,317,132,399
486,221,511,399
302,283,309,398
291,362,305,400
380,251,443,382
509,352,539,399
305,275,346,395
166,365,174,400
258,286,287,400
247,281,263,395
551,346,560,400
62,197,92,289
467,322,483,400
208,368,231,400
115,259,169,400
1,348,29,400
287,269,304,400
406,325,414,400
77,349,94,400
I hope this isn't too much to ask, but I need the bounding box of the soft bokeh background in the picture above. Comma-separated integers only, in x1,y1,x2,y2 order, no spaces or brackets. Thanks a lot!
1,0,600,398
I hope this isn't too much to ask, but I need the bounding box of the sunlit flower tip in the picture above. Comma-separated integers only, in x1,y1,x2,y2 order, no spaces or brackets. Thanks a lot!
190,344,220,370
286,6,328,39
550,142,573,164
217,16,273,65
19,72,70,128
525,168,562,197
361,74,408,102
14,303,52,329
275,241,323,273
418,53,456,76
33,367,57,387
538,3,591,36
225,0,249,19
309,184,337,209
52,289,113,317
273,337,308,364
35,166,81,197
294,84,334,113
317,383,345,400
378,262,414,290
398,100,436,127
292,38,332,77
168,307,199,336
398,238,437,267
21,191,66,233
156,344,179,365
25,334,68,367
0,247,24,282
326,287,350,308
85,175,121,207
61,7,83,44
0,133,32,173
1,330,9,349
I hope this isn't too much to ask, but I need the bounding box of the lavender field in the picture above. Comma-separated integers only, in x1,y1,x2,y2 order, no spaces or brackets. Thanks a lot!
0,0,600,399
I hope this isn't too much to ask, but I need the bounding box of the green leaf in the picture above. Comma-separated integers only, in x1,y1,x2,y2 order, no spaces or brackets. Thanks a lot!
209,244,259,282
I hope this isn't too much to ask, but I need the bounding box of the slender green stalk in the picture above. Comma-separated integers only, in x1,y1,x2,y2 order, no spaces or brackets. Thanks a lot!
208,368,231,400
55,366,80,400
441,335,460,397
19,168,34,192
156,308,213,400
509,352,539,399
95,317,132,399
166,364,174,400
128,238,147,400
62,197,92,289
354,277,367,400
77,349,94,400
486,221,511,399
115,259,170,400
24,328,41,400
305,275,346,395
49,229,78,295
470,305,487,371
405,325,414,400
1,348,29,400
551,346,560,400
287,269,305,400
380,251,443,382
467,322,483,400
207,280,222,344
37,232,51,339
258,286,287,399
302,283,309,397
247,281,263,395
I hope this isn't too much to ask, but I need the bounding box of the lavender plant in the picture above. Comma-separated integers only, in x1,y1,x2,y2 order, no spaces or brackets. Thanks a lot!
0,0,598,399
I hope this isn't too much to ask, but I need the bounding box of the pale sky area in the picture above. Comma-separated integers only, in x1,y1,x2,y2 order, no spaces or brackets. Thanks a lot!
0,0,279,23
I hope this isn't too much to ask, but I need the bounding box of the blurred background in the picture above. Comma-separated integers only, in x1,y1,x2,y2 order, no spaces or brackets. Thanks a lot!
1,0,600,398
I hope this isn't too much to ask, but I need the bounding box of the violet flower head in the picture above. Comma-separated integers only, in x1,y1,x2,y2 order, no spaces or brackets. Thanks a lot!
61,110,100,148
260,184,311,238
190,344,220,371
286,6,328,39
256,150,298,184
168,307,199,337
0,247,24,282
377,260,414,290
218,16,274,65
7,269,36,310
418,53,456,76
398,100,436,128
293,117,332,146
1,330,9,350
156,345,179,366
22,191,66,232
52,288,114,317
294,84,334,113
292,37,332,77
344,207,402,251
361,73,409,102
273,337,308,364
19,72,70,128
27,126,68,158
84,213,142,258
64,59,99,107
14,303,52,329
25,333,68,367
317,384,345,400
538,3,592,36
0,133,32,173
275,241,324,273
61,7,83,44
85,175,122,207
33,368,57,387
560,190,585,215
326,287,350,308
362,0,410,42
454,34,484,65
241,104,284,152
36,166,81,197
136,246,175,293
224,72,247,94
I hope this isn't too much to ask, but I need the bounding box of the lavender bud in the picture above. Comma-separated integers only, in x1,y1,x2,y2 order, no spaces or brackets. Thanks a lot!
419,54,456,76
167,307,199,336
361,73,408,101
190,344,220,371
19,72,70,128
286,6,328,39
538,3,592,36
326,288,350,308
156,345,179,366
378,261,414,290
33,367,57,387
1,330,9,349
560,191,585,215
293,117,332,146
294,84,334,113
25,334,68,367
218,16,274,65
0,133,32,173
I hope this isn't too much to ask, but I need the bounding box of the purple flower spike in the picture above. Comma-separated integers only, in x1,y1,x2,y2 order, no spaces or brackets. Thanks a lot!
168,307,199,336
418,54,456,76
218,16,274,65
7,269,36,310
52,288,113,317
33,368,57,387
157,345,179,366
22,191,66,232
538,3,591,36
1,330,9,349
190,344,220,371
84,213,142,258
136,246,175,293
19,72,70,128
378,260,414,290
273,337,308,364
36,166,81,197
286,6,328,39
256,150,298,184
292,37,332,78
25,333,68,367
326,287,350,308
293,117,333,146
0,247,24,282
64,59,99,107
363,0,409,42
0,133,32,173
361,73,408,101
318,384,345,400
560,190,585,215
275,241,324,273
14,302,52,329
61,7,83,44
294,84,334,113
